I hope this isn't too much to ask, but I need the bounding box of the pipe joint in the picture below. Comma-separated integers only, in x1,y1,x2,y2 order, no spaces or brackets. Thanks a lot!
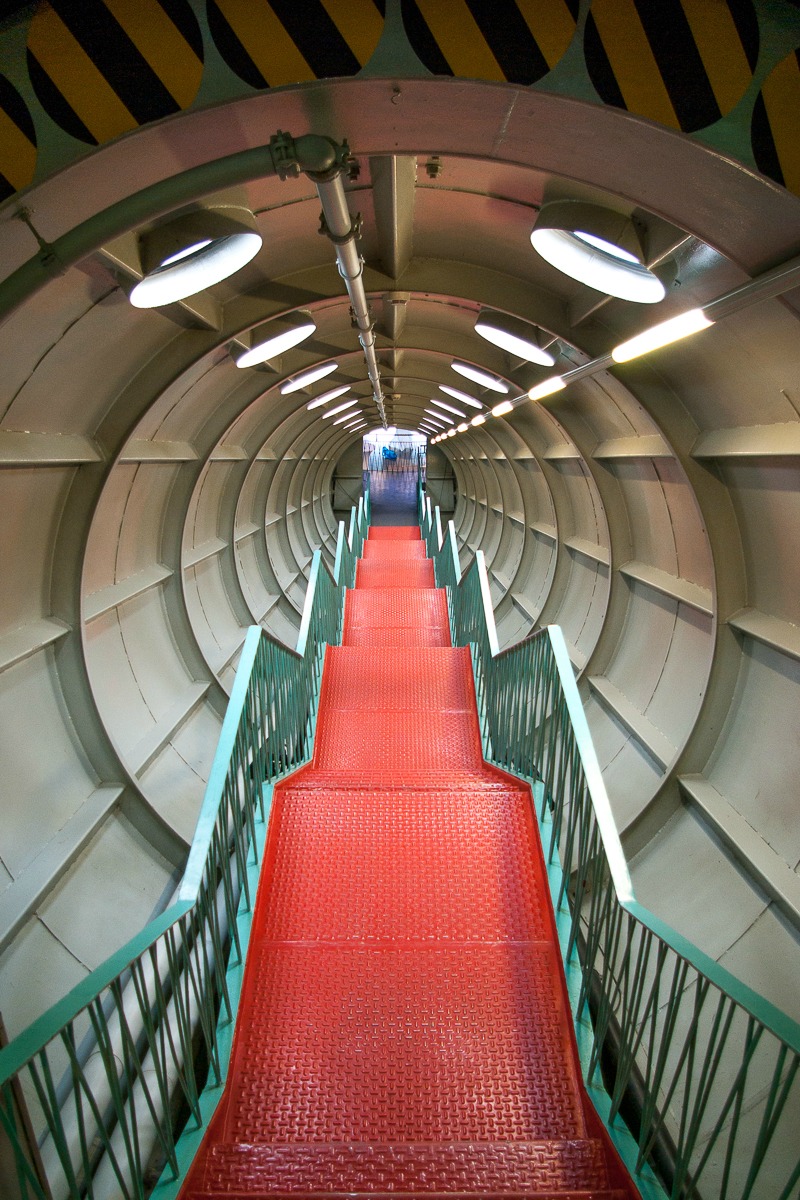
319,210,363,246
269,131,348,181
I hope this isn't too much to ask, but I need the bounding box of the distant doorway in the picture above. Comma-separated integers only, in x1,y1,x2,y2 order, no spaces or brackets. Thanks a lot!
363,428,426,525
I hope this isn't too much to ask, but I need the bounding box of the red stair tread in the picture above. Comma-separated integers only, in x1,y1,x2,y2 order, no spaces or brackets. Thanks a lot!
191,1140,612,1195
320,646,475,712
368,525,421,539
226,944,585,1144
178,524,639,1200
356,559,435,588
363,540,427,559
312,708,484,773
345,625,451,647
256,787,551,943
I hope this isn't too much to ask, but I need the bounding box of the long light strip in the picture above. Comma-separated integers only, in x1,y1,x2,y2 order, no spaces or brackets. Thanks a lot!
333,410,363,424
528,376,566,401
611,308,713,362
492,400,514,417
281,361,337,394
425,409,454,425
451,361,509,393
439,385,483,410
322,397,359,418
307,384,350,410
430,398,466,417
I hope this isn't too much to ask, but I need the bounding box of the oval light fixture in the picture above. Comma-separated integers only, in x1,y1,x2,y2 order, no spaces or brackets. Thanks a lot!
438,385,483,410
456,423,469,433
430,398,466,418
530,200,667,304
130,207,262,308
333,410,362,425
233,313,316,368
491,400,514,417
322,397,359,419
281,362,338,394
474,311,557,367
307,385,351,410
471,413,486,426
451,361,509,393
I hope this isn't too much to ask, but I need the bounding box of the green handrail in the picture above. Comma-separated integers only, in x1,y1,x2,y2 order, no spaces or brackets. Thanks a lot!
419,487,800,1200
0,496,369,1200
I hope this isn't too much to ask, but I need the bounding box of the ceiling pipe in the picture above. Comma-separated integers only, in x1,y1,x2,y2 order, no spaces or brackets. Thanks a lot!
270,133,388,429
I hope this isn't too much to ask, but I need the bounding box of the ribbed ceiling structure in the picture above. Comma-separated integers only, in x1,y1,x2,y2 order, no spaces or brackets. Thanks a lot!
1,4,799,1048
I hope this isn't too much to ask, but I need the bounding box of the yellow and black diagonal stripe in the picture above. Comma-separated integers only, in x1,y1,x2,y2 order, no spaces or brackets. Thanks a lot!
26,0,203,146
207,0,385,89
0,75,36,200
401,0,578,83
752,46,800,197
584,0,759,133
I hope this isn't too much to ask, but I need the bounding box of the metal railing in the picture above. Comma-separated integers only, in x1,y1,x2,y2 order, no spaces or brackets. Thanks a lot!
0,497,370,1200
419,485,800,1200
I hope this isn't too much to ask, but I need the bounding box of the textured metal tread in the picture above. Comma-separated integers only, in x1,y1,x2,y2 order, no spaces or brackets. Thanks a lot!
312,708,484,772
257,788,551,943
320,647,474,712
363,540,427,560
368,526,421,540
345,626,451,646
356,560,435,589
226,944,586,1144
192,1140,612,1194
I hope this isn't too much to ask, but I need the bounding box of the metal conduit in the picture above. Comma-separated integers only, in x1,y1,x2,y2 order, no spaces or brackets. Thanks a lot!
312,172,388,428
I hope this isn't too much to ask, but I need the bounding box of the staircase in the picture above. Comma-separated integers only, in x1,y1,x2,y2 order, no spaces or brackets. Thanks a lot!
179,525,638,1199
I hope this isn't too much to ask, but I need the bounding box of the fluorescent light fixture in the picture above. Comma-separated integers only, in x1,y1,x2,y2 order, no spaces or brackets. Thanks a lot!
233,314,316,368
430,399,466,417
333,410,362,424
471,413,486,426
425,408,454,425
530,201,667,304
612,308,712,362
457,423,469,433
528,376,566,401
451,361,509,393
447,428,457,437
474,311,556,367
322,397,359,418
281,362,338,394
307,385,350,410
439,385,482,410
492,400,514,417
130,208,262,308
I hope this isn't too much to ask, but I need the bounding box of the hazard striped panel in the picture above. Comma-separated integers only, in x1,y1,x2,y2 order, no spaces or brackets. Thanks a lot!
402,0,579,83
207,0,384,90
26,0,203,146
584,0,759,133
0,75,36,201
752,47,800,199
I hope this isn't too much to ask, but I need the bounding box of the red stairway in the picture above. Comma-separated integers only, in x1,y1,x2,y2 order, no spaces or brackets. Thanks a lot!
179,525,637,1200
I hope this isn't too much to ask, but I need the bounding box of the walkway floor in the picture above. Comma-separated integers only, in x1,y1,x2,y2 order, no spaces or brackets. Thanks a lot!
179,526,636,1199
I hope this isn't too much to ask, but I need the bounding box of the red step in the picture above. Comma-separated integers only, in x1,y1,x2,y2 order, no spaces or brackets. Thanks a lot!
356,558,435,588
178,525,639,1200
368,525,421,539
